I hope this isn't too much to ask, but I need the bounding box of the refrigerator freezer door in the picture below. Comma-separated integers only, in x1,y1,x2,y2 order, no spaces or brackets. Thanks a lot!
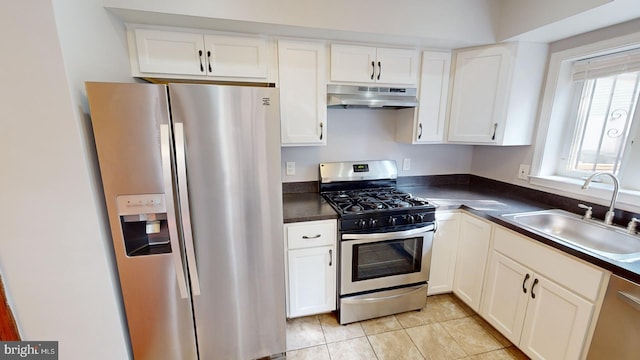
86,82,198,360
168,84,286,359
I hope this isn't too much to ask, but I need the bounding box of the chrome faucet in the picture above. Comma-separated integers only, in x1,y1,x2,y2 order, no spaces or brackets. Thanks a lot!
581,172,619,225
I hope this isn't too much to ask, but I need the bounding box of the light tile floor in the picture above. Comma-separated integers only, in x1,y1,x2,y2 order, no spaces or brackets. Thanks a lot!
285,293,530,360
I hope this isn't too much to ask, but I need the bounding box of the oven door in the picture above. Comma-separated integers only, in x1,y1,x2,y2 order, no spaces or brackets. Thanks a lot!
340,224,434,295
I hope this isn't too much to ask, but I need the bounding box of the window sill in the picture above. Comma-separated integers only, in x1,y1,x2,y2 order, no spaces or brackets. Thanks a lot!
528,175,640,213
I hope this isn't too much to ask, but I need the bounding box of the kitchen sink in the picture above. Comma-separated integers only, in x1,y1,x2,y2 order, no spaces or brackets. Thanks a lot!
502,209,640,263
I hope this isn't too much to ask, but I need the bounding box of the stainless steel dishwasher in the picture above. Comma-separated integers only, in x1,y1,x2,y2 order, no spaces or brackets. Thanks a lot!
587,275,640,359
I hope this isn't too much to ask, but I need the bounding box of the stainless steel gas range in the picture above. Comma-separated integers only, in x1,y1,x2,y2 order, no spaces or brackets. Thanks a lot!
320,160,436,324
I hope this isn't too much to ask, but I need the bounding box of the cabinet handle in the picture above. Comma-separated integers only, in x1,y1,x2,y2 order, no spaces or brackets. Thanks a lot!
302,234,321,239
319,122,324,140
522,273,530,293
207,50,212,73
198,50,204,72
377,61,381,80
531,278,539,299
329,249,333,266
418,123,423,140
371,61,375,80
491,123,498,141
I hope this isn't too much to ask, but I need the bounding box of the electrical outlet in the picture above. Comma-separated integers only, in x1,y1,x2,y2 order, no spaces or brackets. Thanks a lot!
286,162,296,176
402,158,411,171
518,164,530,180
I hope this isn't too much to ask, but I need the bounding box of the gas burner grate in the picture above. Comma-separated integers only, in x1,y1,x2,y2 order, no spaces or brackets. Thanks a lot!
322,187,433,215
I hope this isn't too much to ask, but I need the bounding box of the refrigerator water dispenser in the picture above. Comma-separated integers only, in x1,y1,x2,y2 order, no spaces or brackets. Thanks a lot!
117,194,172,256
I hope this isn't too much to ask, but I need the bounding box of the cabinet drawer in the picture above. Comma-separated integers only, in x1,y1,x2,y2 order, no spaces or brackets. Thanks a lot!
286,220,337,249
493,226,604,301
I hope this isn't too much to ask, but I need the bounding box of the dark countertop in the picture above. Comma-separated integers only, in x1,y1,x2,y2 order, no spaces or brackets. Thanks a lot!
283,192,338,223
401,183,640,285
283,181,640,284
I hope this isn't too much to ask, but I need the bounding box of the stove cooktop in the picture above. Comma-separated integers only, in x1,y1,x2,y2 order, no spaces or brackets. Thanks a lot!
322,187,436,231
322,188,433,215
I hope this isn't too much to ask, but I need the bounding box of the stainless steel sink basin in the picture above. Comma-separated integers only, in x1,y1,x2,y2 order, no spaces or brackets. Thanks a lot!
502,209,640,263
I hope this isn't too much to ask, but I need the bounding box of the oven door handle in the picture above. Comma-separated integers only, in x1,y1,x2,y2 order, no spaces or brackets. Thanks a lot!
342,224,435,240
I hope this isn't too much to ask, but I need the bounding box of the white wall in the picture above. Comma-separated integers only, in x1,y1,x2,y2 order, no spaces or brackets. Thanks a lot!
282,109,473,182
0,0,130,359
103,0,499,48
500,0,640,43
496,0,610,41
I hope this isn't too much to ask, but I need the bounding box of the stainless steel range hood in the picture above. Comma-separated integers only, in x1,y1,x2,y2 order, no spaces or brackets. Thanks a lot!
327,84,418,109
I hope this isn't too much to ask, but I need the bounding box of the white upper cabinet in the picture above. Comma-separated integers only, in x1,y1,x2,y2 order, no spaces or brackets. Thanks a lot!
134,29,206,76
330,44,419,85
203,34,268,78
131,28,269,80
278,39,327,146
447,42,548,145
396,51,452,144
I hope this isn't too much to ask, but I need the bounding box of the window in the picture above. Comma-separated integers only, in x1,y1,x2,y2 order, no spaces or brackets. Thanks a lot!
532,32,640,210
558,50,640,178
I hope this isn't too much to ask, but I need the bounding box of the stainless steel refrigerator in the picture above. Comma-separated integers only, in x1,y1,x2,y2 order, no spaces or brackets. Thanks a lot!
86,82,285,360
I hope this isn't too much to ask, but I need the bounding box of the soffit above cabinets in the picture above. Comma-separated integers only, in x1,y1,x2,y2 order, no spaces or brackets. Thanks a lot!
106,0,640,48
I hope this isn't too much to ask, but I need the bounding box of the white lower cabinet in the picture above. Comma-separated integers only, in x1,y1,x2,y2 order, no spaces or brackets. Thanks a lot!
481,226,606,360
428,211,460,295
284,220,337,318
452,213,492,312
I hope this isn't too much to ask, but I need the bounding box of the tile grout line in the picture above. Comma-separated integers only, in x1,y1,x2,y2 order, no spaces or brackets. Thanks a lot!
400,327,427,360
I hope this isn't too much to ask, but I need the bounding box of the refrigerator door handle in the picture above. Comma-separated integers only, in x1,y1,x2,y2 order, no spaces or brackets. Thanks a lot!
174,122,202,296
160,124,189,299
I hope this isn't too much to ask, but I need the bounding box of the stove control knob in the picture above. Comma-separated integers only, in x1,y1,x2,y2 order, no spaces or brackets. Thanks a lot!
415,214,425,223
369,218,378,227
388,216,397,226
357,219,367,229
407,215,416,224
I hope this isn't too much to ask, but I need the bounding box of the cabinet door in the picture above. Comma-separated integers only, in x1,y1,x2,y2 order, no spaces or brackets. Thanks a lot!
204,35,268,78
481,251,530,345
415,51,451,143
375,47,419,85
330,44,377,83
287,246,336,318
134,29,205,76
428,212,459,295
520,274,594,360
278,40,327,146
453,214,492,312
447,45,511,143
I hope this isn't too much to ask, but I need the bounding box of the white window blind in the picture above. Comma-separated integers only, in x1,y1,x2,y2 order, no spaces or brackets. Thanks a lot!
572,48,640,80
